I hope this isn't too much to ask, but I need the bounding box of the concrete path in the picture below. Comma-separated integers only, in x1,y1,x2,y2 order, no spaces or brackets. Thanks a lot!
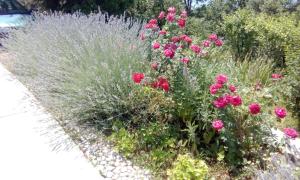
0,63,103,180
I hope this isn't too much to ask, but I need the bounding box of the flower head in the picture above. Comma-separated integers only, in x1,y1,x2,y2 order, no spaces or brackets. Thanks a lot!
158,11,165,19
180,10,188,18
215,74,228,84
271,73,283,79
284,128,298,139
132,73,145,84
212,120,224,132
159,29,167,35
202,40,210,47
208,34,218,41
168,7,176,13
190,44,201,54
177,18,186,28
229,85,236,92
230,96,242,106
180,57,190,64
215,39,223,46
249,103,261,115
152,42,160,49
151,62,158,70
158,77,170,92
213,96,228,109
166,13,176,22
171,36,180,43
209,83,222,95
149,19,158,25
275,107,287,119
183,36,192,44
164,49,175,59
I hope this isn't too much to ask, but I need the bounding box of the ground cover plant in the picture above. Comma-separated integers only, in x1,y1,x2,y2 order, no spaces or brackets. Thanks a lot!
2,4,299,179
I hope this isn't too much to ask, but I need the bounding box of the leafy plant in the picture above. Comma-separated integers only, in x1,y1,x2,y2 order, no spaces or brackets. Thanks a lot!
167,154,209,180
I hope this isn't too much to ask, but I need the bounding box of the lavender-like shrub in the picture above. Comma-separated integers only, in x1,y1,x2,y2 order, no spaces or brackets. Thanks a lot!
3,12,146,128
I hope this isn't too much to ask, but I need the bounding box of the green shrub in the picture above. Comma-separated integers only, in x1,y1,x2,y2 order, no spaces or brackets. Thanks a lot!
109,127,137,157
3,12,146,128
167,154,209,180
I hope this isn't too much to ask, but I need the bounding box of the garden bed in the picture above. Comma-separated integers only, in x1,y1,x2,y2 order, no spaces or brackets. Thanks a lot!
1,8,299,179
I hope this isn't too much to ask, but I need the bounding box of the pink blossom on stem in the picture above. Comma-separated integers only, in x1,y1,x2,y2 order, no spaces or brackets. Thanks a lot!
284,128,298,139
209,34,218,41
215,74,228,84
152,42,160,49
209,83,223,95
212,120,224,132
249,103,261,115
190,44,201,54
166,13,176,22
230,96,242,106
275,107,287,119
158,11,165,19
177,18,186,28
202,40,210,47
168,7,176,13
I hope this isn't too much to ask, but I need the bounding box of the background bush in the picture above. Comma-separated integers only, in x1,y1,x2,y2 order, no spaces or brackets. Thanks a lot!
3,12,146,129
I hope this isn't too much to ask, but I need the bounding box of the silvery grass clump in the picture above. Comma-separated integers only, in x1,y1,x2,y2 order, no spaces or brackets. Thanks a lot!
3,12,146,129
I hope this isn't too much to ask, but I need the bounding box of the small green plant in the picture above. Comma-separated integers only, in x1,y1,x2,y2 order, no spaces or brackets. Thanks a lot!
167,154,209,180
109,127,137,158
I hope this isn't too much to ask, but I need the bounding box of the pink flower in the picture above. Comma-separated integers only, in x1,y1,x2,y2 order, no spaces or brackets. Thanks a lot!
275,107,287,119
166,13,176,22
149,19,158,25
177,18,186,28
152,42,160,49
180,34,187,40
181,57,190,64
202,40,210,47
180,10,188,18
159,29,167,35
164,43,178,51
164,49,175,59
283,128,299,139
213,96,228,109
229,85,236,92
224,94,232,104
168,7,176,13
158,11,165,19
171,36,180,43
208,34,218,41
212,120,224,132
158,77,170,92
151,62,158,70
271,74,283,79
151,81,159,88
215,74,228,84
132,73,145,84
145,23,158,29
209,83,222,95
230,96,242,106
160,82,170,92
190,44,201,54
215,39,223,46
249,103,261,115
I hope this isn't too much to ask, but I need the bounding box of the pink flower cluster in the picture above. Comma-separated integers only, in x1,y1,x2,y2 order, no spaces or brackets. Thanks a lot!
202,34,223,47
132,72,170,92
143,7,223,61
210,74,242,109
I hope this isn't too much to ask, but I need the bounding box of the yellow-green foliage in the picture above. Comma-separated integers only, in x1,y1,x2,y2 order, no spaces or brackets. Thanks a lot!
167,154,209,180
108,128,137,158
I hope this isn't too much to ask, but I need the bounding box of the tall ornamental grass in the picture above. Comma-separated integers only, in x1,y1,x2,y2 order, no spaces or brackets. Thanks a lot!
3,12,146,128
